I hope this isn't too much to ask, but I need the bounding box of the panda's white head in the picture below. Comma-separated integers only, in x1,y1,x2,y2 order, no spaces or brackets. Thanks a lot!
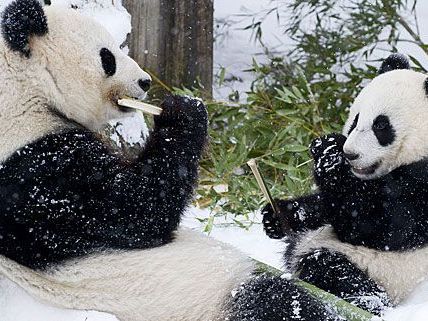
343,53,428,180
0,0,151,130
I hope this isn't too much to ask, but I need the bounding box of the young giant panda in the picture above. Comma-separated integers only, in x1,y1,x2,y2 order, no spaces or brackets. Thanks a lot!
0,1,325,321
261,53,428,319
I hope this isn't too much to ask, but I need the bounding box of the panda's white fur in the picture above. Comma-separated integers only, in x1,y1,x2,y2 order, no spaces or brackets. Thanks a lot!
292,68,428,305
343,69,428,180
0,5,150,161
0,3,256,320
0,228,254,321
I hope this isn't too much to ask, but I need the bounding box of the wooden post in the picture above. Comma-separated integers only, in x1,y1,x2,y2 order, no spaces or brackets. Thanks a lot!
123,0,213,97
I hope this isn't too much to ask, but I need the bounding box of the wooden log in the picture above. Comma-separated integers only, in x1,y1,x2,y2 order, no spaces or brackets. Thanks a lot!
123,0,214,97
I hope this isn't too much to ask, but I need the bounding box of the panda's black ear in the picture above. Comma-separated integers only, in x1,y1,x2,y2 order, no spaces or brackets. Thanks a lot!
424,78,428,98
1,0,48,57
378,53,410,75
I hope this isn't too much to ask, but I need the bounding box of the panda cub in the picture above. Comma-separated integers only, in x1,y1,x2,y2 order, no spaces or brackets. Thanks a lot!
262,53,428,318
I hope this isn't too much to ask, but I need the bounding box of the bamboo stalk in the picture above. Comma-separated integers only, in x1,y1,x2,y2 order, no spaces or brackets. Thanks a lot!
254,261,382,321
117,98,162,115
247,159,280,215
247,158,292,231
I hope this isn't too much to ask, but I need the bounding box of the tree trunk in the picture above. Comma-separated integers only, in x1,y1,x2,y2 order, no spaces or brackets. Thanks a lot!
123,0,213,97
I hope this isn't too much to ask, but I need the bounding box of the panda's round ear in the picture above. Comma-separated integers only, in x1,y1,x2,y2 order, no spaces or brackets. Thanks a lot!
378,53,410,75
1,0,48,57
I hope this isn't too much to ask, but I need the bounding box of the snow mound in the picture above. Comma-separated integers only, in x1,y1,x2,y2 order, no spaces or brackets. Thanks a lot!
0,277,118,321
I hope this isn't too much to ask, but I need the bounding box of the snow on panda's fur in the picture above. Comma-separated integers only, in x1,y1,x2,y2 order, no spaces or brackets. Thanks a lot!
262,53,428,318
0,1,257,320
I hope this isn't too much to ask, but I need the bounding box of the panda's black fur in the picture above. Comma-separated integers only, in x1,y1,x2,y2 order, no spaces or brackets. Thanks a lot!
100,47,116,77
378,53,410,75
0,95,208,270
0,1,306,320
261,54,428,319
291,133,428,252
1,0,48,56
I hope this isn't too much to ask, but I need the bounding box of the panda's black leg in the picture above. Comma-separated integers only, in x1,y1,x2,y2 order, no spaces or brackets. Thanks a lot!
297,249,392,315
227,275,343,321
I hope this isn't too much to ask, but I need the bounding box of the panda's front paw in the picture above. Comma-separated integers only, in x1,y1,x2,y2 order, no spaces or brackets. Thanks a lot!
155,95,208,135
310,133,346,160
262,199,304,238
262,201,286,239
310,133,347,175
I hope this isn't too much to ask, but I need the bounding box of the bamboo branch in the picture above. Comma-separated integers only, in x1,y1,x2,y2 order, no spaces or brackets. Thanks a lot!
247,158,291,231
254,261,382,321
117,98,162,115
247,159,279,215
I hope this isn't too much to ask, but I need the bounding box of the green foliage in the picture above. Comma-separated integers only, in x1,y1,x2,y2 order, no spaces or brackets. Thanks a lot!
195,0,428,226
131,1,428,229
197,60,348,225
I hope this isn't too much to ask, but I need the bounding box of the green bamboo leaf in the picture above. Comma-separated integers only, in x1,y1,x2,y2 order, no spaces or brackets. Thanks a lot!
283,145,308,152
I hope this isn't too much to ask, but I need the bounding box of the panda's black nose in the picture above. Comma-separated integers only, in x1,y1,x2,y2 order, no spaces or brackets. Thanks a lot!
138,79,152,92
344,152,360,161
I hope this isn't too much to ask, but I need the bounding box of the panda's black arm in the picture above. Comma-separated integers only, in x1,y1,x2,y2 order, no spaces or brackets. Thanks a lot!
0,96,207,270
262,193,329,238
310,134,428,250
97,95,208,248
262,133,353,239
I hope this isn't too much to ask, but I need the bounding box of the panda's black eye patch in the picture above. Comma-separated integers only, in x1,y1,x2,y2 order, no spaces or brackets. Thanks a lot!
372,114,395,146
348,113,359,135
100,48,116,77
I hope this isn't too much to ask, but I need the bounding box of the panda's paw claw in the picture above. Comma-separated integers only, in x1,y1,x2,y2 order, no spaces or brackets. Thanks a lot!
261,201,291,239
310,133,347,176
156,95,208,132
310,133,346,160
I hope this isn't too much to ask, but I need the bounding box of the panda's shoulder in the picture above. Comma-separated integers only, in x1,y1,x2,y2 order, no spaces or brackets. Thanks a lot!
31,128,105,151
3,128,117,172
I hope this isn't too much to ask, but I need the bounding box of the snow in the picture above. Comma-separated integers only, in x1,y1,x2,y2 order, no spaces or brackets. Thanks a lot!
214,0,288,100
183,208,285,270
0,277,119,321
384,281,428,320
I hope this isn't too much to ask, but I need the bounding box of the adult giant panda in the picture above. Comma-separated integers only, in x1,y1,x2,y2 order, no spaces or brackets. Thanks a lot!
0,0,242,319
1,1,335,321
262,53,428,319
